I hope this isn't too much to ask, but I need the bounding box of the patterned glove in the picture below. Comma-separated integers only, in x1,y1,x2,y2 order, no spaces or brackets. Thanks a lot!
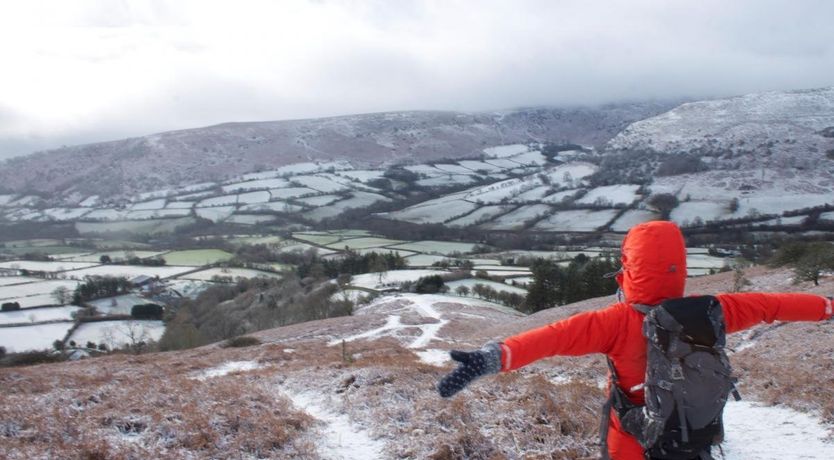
437,342,503,398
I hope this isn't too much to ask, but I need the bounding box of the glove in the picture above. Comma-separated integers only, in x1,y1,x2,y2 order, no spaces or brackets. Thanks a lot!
437,342,503,398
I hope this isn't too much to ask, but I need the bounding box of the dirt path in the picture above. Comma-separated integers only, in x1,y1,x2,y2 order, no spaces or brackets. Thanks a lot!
284,389,386,460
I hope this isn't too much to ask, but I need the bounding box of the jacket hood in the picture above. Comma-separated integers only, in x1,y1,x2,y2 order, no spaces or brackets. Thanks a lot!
616,221,687,305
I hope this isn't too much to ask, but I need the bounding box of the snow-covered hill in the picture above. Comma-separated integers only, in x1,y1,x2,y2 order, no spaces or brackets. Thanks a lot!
607,86,834,163
2,267,832,459
0,103,673,197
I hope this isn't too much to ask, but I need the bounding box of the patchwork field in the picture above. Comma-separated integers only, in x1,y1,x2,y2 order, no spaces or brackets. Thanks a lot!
69,320,165,349
162,249,235,266
179,268,283,282
0,321,75,352
0,306,81,325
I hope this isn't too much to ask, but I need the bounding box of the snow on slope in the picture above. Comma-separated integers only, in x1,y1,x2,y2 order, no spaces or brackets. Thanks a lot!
608,86,834,158
720,401,834,459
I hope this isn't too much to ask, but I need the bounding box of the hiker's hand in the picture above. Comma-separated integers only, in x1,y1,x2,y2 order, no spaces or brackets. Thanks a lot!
437,342,502,398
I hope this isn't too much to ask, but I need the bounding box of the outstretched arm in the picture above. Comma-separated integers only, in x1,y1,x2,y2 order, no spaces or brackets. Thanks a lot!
717,293,832,334
500,304,624,371
438,304,625,397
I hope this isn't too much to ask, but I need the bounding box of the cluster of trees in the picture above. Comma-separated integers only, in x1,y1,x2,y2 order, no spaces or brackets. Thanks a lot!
454,284,525,309
159,275,352,351
1,301,21,311
72,276,132,304
296,249,407,280
769,241,834,286
523,254,619,313
131,303,164,320
100,254,166,266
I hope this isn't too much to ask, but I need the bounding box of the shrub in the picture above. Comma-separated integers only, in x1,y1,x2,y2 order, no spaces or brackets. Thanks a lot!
1,350,66,367
0,346,5,359
1,302,21,312
656,154,707,176
647,193,679,220
413,275,446,294
222,336,262,348
131,303,164,320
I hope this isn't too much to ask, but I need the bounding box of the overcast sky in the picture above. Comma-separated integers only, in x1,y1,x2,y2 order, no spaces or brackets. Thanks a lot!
1,0,833,159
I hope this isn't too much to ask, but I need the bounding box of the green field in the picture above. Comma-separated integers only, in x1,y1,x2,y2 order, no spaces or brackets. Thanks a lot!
325,237,404,250
228,235,284,246
163,249,234,266
75,217,197,236
293,233,344,246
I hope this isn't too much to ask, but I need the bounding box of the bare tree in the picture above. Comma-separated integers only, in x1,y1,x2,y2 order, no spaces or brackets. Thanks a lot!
52,286,71,305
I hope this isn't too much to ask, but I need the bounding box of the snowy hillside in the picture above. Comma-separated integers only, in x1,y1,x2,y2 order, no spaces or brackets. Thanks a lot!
2,267,832,459
608,86,834,163
0,102,673,197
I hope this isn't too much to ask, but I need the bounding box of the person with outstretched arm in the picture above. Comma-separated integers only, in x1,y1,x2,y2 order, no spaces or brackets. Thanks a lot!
437,221,832,460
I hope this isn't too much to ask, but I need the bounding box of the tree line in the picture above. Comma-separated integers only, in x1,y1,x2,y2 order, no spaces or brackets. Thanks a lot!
523,254,619,313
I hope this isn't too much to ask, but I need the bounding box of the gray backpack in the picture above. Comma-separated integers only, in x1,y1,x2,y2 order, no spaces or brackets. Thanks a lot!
601,295,740,460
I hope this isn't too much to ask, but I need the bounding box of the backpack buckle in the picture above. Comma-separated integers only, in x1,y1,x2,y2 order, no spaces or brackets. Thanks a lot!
671,364,684,380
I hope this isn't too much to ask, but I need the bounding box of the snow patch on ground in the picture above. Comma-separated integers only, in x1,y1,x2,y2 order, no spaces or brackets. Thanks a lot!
416,349,451,366
193,361,263,380
720,400,834,459
284,389,386,460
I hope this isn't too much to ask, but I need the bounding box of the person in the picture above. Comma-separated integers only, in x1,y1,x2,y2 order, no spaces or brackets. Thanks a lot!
437,221,832,460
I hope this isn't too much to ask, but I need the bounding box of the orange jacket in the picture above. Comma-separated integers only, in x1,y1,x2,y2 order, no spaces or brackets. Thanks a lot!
498,222,833,460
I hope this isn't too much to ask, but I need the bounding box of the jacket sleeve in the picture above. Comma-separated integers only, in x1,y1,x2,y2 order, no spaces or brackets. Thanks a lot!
499,304,623,371
716,293,833,334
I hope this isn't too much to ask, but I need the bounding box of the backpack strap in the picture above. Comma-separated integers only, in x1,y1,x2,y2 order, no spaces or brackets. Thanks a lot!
599,358,618,460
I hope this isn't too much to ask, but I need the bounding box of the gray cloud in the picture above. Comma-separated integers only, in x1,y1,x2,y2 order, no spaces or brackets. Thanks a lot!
1,0,833,160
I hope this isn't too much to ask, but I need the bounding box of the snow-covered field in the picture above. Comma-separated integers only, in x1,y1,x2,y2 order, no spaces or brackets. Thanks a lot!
0,276,42,286
305,192,390,221
179,267,282,281
480,204,551,230
720,400,834,459
404,254,452,267
416,174,479,188
69,320,165,348
131,199,166,210
236,191,271,204
389,241,477,256
89,294,151,315
534,209,619,231
0,306,81,325
446,279,527,295
66,250,167,263
162,249,234,266
225,214,276,225
611,210,659,232
0,279,80,303
239,202,304,213
66,265,194,280
0,260,97,272
197,195,239,207
195,206,236,222
446,205,515,227
0,321,74,352
671,201,731,225
296,194,341,207
222,178,290,192
325,237,403,250
546,161,599,184
350,269,448,290
384,197,478,224
483,144,529,158
576,184,641,206
292,175,349,193
266,187,318,200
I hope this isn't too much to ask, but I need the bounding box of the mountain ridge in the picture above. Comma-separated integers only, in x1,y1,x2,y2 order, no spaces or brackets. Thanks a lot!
0,103,675,197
